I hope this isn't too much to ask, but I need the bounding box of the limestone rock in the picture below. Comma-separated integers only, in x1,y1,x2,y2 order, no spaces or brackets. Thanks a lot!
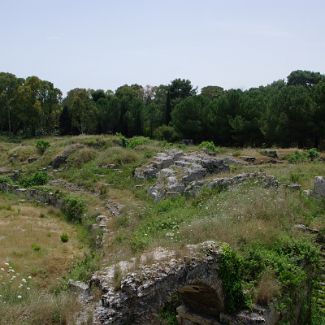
185,172,279,196
68,279,90,296
134,149,183,179
146,152,230,200
313,176,325,198
90,242,223,325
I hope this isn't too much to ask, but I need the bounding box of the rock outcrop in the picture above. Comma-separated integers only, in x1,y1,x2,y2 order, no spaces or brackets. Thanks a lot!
185,172,279,196
90,242,224,324
134,149,183,179
86,242,279,325
312,176,325,198
140,151,230,200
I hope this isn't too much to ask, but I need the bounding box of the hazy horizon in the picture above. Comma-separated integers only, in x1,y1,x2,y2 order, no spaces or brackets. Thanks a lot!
1,0,325,92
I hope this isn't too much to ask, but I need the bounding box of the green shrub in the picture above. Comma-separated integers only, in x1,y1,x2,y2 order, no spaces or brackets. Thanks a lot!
127,136,150,149
286,151,308,163
62,196,85,223
60,233,69,243
307,148,320,161
116,133,128,148
219,244,245,312
31,243,41,252
20,171,49,187
199,141,219,154
287,149,320,163
0,176,13,184
68,253,100,282
241,237,320,322
36,140,50,155
153,125,179,142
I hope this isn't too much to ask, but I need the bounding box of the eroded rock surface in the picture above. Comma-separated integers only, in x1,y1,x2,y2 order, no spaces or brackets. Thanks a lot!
84,241,280,325
313,176,325,198
185,172,279,196
142,151,230,200
90,241,224,324
134,149,183,179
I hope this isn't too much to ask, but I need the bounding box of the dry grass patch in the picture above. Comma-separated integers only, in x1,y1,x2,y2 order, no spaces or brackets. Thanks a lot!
8,145,38,162
0,195,85,288
0,291,80,325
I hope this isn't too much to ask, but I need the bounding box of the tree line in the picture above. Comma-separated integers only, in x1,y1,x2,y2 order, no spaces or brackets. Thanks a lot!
1,70,325,147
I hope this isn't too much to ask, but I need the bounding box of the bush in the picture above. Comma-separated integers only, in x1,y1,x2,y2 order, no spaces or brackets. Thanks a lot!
126,136,150,149
31,243,41,252
199,141,219,154
36,140,50,155
219,244,245,313
286,151,308,163
62,196,85,223
20,171,49,187
307,148,320,161
60,233,69,243
153,125,179,142
287,149,320,163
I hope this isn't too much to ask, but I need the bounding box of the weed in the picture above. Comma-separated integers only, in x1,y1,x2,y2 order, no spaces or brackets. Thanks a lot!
31,243,41,252
20,171,49,187
60,233,69,243
199,141,220,154
36,140,50,155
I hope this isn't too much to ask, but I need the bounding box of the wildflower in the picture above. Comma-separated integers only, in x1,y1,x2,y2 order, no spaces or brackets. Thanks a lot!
28,276,32,279
17,295,22,299
22,278,27,283
27,287,30,290
4,262,9,266
0,268,4,271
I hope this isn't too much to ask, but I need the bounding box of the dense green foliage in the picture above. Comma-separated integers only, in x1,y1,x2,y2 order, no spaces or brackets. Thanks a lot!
20,171,49,187
35,140,50,154
219,244,246,313
1,71,325,147
62,196,85,223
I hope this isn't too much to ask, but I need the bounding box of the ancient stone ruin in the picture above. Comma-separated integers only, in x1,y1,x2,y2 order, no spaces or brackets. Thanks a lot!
135,150,279,200
312,176,325,198
135,150,231,200
185,172,279,196
83,242,279,325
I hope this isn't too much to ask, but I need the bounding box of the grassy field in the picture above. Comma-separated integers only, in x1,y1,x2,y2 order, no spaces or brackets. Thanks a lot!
0,134,325,323
0,193,87,324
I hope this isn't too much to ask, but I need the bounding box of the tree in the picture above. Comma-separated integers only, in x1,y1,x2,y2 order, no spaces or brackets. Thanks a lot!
165,79,196,124
201,86,224,99
287,70,324,87
59,106,72,135
64,88,98,134
0,72,23,133
172,95,209,141
115,85,144,136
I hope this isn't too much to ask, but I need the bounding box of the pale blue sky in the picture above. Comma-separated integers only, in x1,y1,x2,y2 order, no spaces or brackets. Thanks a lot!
1,0,324,93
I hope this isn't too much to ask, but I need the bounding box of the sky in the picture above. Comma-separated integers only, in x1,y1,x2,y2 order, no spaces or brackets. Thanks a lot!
1,0,325,93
